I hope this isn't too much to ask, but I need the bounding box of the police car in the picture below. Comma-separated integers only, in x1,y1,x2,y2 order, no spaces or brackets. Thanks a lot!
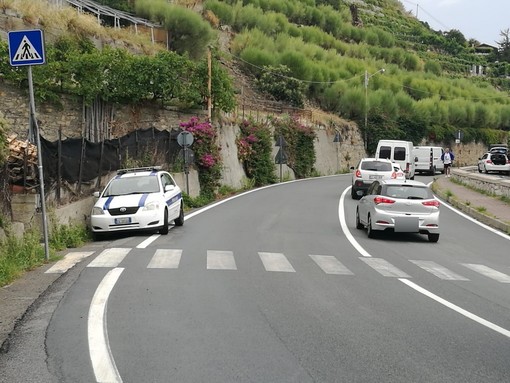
90,167,184,240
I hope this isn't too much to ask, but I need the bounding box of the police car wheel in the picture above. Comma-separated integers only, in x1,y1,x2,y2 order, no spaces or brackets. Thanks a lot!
159,209,169,235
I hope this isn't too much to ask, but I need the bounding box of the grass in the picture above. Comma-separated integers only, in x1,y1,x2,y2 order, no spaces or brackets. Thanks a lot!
0,221,90,287
2,0,163,55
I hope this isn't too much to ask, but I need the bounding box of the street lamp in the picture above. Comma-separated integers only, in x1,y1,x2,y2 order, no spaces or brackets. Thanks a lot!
364,68,385,152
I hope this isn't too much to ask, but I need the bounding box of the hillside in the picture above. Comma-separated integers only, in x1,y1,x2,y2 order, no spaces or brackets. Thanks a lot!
1,0,509,154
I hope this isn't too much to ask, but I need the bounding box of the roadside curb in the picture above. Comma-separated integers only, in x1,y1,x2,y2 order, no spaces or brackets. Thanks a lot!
431,180,510,235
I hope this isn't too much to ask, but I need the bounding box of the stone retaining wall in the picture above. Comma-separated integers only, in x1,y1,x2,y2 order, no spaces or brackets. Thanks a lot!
452,167,510,198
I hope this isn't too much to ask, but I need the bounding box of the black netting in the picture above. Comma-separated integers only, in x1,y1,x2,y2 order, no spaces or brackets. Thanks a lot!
41,127,182,184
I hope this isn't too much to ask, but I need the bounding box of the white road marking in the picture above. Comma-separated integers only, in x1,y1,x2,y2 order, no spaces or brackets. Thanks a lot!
258,252,295,272
462,264,510,283
410,260,469,281
87,248,131,268
45,251,94,274
207,250,237,270
88,267,124,383
136,234,160,249
360,257,411,278
432,185,510,240
338,187,372,257
309,255,354,275
147,249,182,269
341,183,510,339
400,278,510,338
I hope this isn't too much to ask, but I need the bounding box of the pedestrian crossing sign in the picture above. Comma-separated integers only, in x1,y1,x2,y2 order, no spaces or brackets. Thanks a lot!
8,29,45,66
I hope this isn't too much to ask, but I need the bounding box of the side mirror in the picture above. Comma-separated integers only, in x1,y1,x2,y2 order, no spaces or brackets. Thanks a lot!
93,191,100,198
165,185,175,192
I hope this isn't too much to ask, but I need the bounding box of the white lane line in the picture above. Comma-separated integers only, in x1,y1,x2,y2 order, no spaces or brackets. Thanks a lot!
410,260,469,281
462,264,510,283
87,248,131,268
45,251,94,274
258,252,296,273
207,250,237,270
341,185,510,340
309,255,354,275
400,278,510,338
338,187,372,258
431,183,510,241
88,268,124,383
137,234,161,249
183,177,331,222
147,249,182,269
360,258,411,278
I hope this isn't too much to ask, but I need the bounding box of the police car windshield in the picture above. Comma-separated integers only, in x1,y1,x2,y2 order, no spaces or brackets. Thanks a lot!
103,176,160,196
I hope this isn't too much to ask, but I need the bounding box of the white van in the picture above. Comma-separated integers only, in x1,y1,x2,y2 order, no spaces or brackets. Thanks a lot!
375,140,416,179
413,146,444,175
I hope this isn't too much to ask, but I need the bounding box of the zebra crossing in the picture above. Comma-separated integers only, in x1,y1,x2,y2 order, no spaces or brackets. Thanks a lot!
47,247,510,285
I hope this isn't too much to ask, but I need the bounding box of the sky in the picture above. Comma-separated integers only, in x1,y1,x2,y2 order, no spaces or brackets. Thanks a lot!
400,0,510,46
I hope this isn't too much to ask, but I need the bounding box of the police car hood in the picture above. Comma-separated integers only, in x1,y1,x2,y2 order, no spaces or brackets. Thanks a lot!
96,193,159,209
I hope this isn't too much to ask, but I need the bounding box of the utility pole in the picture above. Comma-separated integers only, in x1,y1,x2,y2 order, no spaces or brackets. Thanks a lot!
207,46,212,121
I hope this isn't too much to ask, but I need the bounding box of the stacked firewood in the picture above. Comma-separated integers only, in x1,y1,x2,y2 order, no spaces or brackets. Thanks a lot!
7,134,38,190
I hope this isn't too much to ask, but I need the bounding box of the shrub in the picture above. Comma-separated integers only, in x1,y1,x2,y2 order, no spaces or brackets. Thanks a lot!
271,115,316,178
180,117,222,198
236,119,277,186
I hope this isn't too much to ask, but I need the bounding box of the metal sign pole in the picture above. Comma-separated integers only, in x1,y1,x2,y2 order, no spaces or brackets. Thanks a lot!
28,66,50,261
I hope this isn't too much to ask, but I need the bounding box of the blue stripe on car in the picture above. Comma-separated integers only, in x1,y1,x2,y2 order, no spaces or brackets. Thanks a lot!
139,193,149,207
166,192,182,206
103,196,114,210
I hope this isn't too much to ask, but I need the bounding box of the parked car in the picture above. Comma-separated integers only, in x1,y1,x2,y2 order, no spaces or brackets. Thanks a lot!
90,166,184,240
477,152,510,175
350,158,397,199
489,145,508,155
355,179,440,242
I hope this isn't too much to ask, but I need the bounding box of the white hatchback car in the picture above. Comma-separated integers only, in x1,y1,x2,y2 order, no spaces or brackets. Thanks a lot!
351,158,398,199
477,152,510,175
356,179,440,242
90,166,184,240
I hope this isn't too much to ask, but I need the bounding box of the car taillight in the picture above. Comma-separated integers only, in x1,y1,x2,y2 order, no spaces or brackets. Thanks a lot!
391,172,397,179
374,196,395,204
422,200,440,207
406,163,410,172
355,169,361,178
486,160,493,164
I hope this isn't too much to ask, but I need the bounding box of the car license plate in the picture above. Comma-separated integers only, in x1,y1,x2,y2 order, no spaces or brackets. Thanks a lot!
114,217,131,225
369,175,383,179
394,217,418,232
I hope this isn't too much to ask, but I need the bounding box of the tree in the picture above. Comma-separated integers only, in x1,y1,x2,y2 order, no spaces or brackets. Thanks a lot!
497,28,510,62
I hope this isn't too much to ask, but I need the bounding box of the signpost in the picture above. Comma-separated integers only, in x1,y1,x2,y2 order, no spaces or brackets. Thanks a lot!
275,135,287,182
8,29,49,261
177,131,194,194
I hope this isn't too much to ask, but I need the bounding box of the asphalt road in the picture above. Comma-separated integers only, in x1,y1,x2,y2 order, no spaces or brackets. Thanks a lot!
2,174,510,382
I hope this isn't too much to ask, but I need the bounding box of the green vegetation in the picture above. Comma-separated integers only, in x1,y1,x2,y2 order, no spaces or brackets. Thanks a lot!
203,0,510,153
272,115,317,178
0,222,90,287
237,118,277,186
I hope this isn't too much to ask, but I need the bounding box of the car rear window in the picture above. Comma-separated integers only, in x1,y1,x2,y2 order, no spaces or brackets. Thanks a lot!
361,161,392,171
384,185,432,200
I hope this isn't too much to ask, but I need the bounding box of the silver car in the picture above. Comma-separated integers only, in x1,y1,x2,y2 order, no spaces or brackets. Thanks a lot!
355,179,440,242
